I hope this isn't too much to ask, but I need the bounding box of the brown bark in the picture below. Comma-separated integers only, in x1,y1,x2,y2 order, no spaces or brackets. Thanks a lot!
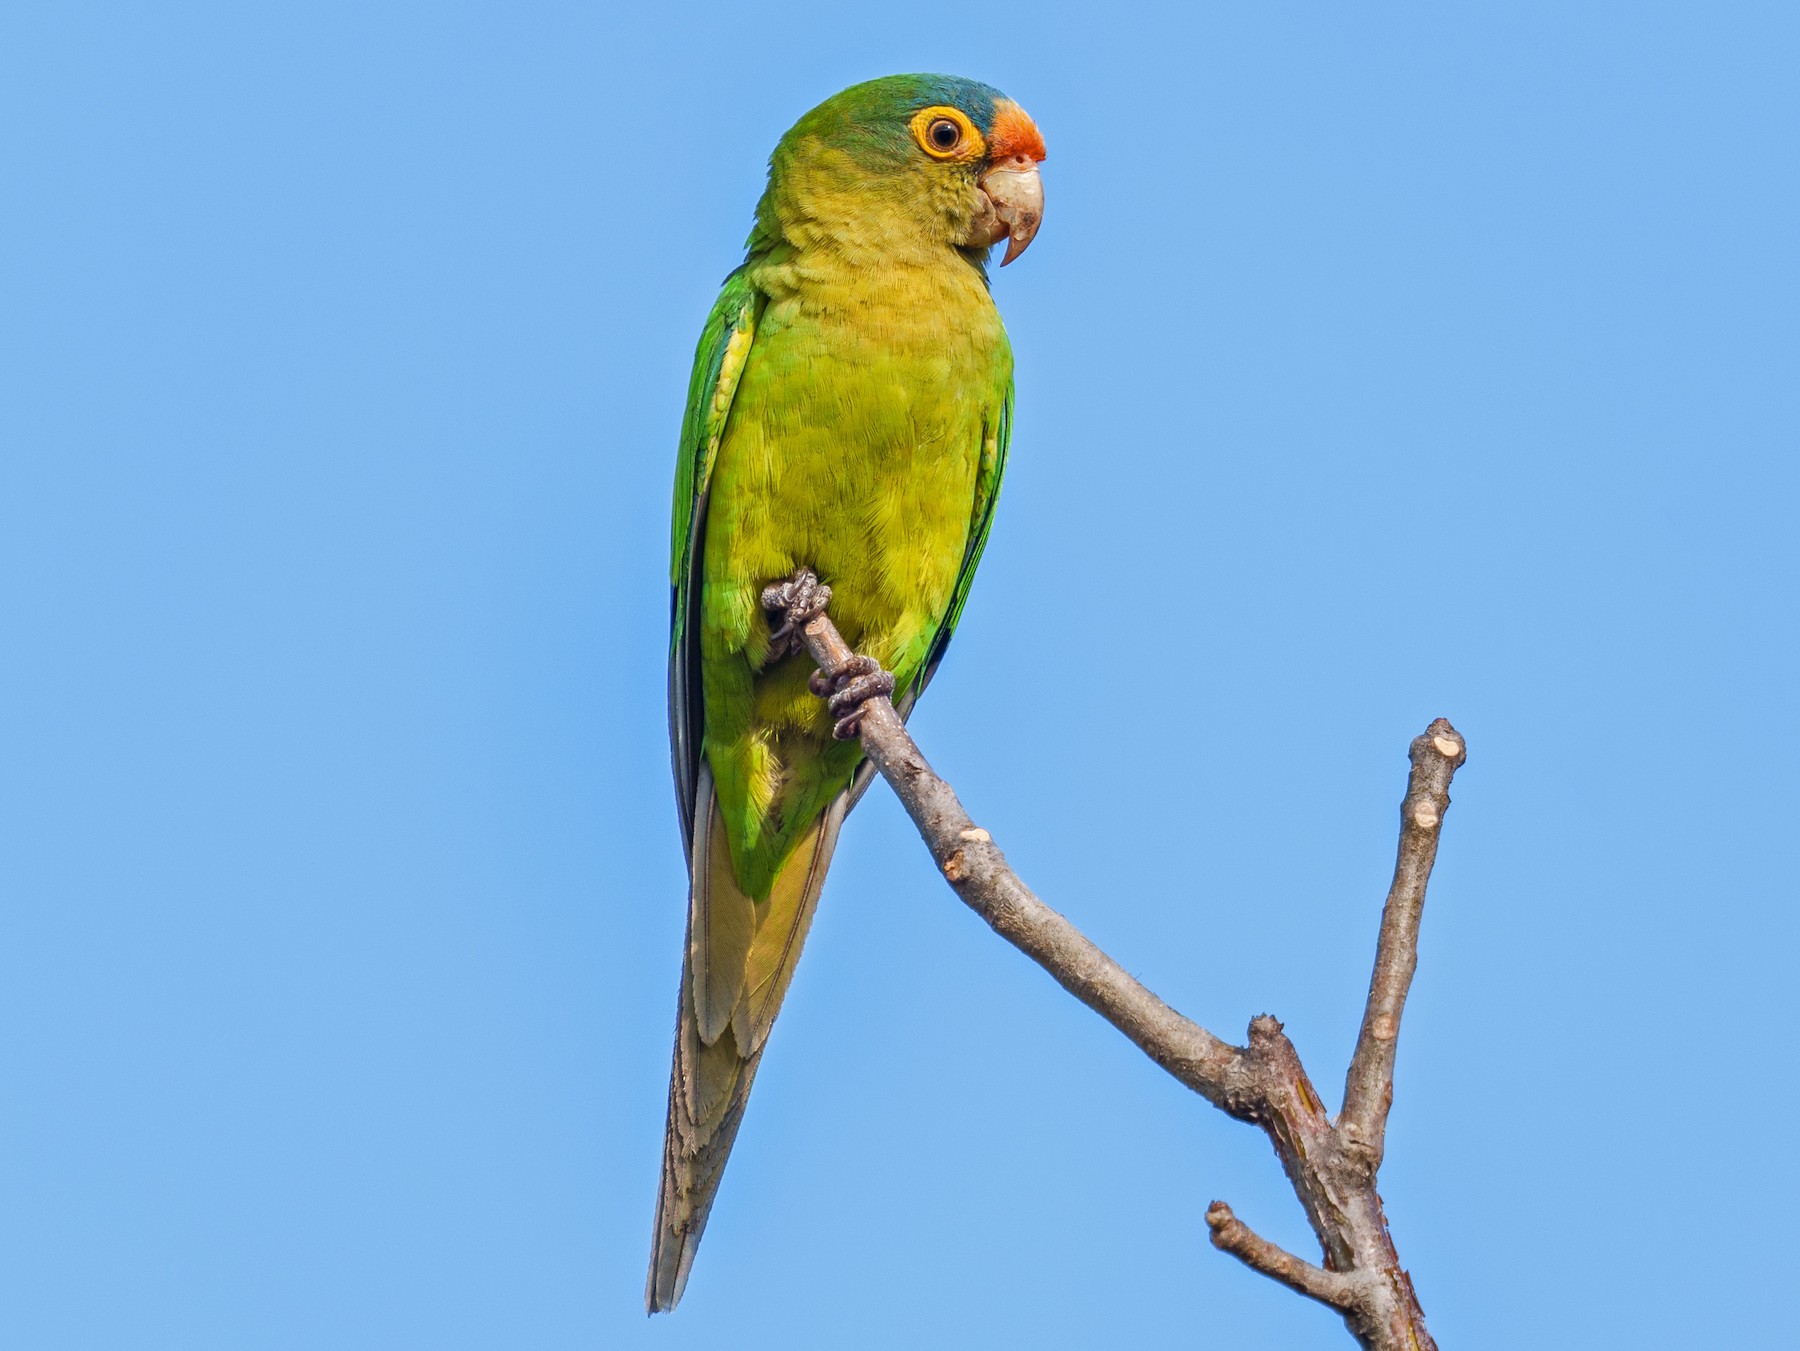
777,595,1465,1349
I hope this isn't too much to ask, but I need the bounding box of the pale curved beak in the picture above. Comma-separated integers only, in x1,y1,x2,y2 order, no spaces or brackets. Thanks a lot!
976,155,1045,266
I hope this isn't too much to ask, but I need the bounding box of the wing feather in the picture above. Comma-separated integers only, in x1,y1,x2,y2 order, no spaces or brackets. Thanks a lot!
669,269,762,852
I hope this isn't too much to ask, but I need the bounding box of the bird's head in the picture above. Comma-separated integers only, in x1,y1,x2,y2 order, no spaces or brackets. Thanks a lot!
752,74,1047,269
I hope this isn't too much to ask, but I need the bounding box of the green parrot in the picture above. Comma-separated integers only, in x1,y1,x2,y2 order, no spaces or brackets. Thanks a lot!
648,74,1046,1311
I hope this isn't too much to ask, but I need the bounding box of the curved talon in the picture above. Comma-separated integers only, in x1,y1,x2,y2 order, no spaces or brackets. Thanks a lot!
827,669,894,720
761,567,831,659
808,653,877,698
758,564,823,615
818,654,878,685
807,655,872,692
814,657,895,740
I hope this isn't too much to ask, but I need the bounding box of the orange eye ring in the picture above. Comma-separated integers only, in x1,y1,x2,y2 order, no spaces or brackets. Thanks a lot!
910,106,984,161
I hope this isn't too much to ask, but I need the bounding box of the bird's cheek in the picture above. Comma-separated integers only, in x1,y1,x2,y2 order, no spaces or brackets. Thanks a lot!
964,189,1007,249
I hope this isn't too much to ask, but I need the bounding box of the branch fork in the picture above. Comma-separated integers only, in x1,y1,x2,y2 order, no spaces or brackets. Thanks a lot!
764,571,1465,1350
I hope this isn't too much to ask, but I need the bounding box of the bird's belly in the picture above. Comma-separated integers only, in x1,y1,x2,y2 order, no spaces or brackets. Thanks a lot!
701,335,991,684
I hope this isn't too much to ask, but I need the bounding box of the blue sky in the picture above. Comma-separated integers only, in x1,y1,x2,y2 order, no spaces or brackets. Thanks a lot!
4,3,1796,1347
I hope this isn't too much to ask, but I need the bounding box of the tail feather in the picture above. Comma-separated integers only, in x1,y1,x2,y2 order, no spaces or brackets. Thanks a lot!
733,792,846,1055
646,769,847,1313
690,790,756,1044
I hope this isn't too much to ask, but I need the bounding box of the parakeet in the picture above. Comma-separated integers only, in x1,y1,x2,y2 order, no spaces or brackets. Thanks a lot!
649,74,1046,1312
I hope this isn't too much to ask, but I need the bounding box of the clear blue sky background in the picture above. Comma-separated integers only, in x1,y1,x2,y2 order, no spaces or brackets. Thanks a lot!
5,3,1796,1347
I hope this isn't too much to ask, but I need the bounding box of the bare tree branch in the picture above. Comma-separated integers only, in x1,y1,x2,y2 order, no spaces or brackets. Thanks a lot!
771,586,1463,1351
1205,1200,1358,1311
787,608,1250,1099
1340,720,1467,1173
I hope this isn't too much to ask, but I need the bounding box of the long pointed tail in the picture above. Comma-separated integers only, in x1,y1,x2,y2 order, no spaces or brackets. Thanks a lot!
646,770,848,1312
645,950,763,1312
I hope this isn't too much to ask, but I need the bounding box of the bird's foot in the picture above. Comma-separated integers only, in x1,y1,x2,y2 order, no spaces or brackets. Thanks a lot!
808,654,896,740
760,567,832,660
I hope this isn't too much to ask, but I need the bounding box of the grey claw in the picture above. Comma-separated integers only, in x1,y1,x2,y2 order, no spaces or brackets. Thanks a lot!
827,669,894,721
812,655,894,740
762,567,831,658
809,653,876,698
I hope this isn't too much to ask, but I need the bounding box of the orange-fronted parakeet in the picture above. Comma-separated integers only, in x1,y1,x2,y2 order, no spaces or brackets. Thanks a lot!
649,74,1046,1311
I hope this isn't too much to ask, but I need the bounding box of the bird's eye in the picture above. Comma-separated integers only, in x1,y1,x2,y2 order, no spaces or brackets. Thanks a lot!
911,107,982,159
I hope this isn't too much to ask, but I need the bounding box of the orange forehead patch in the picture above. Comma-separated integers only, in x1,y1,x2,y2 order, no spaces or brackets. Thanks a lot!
989,100,1046,162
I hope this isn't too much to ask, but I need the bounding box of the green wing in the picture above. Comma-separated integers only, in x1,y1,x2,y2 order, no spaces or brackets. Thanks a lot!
669,268,762,852
914,380,1012,698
